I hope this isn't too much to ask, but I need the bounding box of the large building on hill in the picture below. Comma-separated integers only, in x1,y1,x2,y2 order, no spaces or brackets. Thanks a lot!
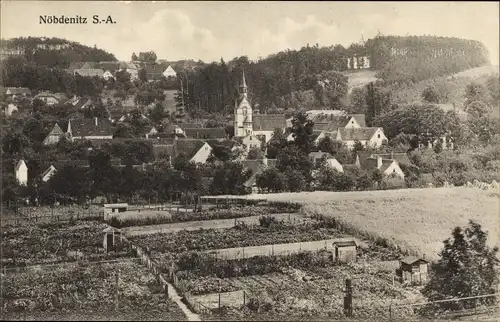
233,71,287,143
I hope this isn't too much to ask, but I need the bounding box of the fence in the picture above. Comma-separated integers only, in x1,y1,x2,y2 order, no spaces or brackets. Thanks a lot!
1,205,102,226
386,293,500,320
205,238,357,261
188,290,250,312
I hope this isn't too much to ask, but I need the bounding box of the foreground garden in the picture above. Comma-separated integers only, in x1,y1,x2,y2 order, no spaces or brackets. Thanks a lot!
2,261,186,321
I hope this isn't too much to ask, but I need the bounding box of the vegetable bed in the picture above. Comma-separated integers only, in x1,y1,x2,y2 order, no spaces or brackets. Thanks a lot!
1,220,132,267
129,222,345,255
1,261,187,321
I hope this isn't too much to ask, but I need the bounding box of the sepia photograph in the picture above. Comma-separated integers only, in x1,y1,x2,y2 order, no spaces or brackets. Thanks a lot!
0,1,499,321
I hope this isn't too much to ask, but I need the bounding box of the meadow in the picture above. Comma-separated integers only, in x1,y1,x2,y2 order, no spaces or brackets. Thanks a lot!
246,187,499,260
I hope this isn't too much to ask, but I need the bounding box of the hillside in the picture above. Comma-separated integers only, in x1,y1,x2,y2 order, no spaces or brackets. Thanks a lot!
0,37,116,68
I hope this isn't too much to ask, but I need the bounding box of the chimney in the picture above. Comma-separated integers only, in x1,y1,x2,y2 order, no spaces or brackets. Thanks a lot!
377,156,382,169
94,117,98,127
391,152,394,159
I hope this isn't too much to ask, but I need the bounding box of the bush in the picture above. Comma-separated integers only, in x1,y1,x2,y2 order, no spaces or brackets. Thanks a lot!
259,215,278,228
246,290,274,312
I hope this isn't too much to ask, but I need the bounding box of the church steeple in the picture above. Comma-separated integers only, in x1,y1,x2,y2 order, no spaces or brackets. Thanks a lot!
239,70,248,98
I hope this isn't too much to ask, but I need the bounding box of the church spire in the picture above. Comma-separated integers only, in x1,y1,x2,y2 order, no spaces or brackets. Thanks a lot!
239,69,248,98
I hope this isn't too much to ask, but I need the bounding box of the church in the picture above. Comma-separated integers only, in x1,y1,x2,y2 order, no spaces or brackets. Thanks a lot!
233,71,287,144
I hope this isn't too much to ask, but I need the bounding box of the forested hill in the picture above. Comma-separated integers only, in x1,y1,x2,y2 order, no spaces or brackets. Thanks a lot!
0,37,116,68
176,35,491,116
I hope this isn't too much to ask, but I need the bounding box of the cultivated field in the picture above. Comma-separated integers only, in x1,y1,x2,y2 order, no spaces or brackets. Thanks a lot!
244,188,500,260
449,64,499,79
122,213,306,236
343,70,379,92
2,261,186,321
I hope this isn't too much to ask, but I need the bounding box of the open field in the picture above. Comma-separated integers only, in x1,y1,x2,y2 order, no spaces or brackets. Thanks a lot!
449,64,499,79
122,213,306,236
343,70,379,92
2,261,187,321
241,188,499,260
1,220,132,267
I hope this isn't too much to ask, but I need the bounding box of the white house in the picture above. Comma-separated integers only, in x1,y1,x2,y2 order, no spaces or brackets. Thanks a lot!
242,134,262,152
163,65,177,78
336,127,387,150
41,165,57,182
4,103,18,117
173,139,213,164
326,158,344,173
15,160,28,186
103,70,115,80
356,152,406,179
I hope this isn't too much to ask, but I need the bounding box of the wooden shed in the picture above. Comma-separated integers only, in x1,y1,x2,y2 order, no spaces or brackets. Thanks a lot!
333,240,357,263
103,203,128,221
103,227,122,252
396,256,429,285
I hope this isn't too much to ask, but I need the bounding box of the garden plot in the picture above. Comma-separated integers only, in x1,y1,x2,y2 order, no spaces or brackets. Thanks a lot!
129,222,347,257
1,220,132,268
2,261,186,321
122,213,306,236
184,263,423,320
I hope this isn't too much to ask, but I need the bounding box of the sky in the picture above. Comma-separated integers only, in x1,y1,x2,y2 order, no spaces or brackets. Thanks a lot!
1,1,499,65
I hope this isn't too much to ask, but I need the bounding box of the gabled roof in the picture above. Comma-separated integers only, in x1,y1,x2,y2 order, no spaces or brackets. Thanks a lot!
67,62,86,71
35,92,68,103
253,114,287,131
41,165,56,179
74,69,104,77
400,256,428,265
153,143,175,157
333,240,357,247
371,153,410,165
15,160,27,171
174,139,207,159
350,114,366,127
378,159,396,173
184,127,226,139
338,127,380,141
99,61,121,73
178,123,203,130
5,87,31,95
70,118,114,137
206,139,237,149
309,151,333,160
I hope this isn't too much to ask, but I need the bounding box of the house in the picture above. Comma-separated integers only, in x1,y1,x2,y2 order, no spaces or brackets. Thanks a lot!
103,70,115,80
41,165,57,182
43,123,67,145
102,226,122,252
4,103,18,117
74,68,104,78
311,113,366,132
15,160,28,186
69,117,114,141
396,256,429,285
252,114,287,143
242,134,263,152
357,152,406,179
163,65,177,78
66,62,86,74
174,139,212,164
103,203,128,215
34,92,68,106
333,240,357,263
174,123,203,135
336,127,387,150
119,62,139,80
309,151,333,167
144,64,166,81
241,159,267,193
183,127,227,140
140,125,158,138
326,158,344,173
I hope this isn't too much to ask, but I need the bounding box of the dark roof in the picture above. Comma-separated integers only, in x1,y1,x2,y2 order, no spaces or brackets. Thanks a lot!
54,160,90,168
371,153,410,165
333,240,357,247
99,61,120,72
205,139,236,149
266,159,277,168
67,62,86,71
174,139,206,159
338,127,380,141
70,118,114,137
253,115,287,131
139,125,157,136
350,114,366,127
309,151,333,160
400,256,428,265
144,64,165,80
153,143,175,156
311,114,350,126
5,87,31,95
184,127,226,139
178,123,203,130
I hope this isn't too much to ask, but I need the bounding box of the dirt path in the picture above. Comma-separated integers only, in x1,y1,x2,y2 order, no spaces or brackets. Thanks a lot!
122,213,306,236
166,281,201,321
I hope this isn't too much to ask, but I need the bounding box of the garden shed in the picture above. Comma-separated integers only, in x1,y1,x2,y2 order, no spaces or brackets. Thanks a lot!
103,227,122,252
103,203,128,214
333,240,357,263
396,256,429,285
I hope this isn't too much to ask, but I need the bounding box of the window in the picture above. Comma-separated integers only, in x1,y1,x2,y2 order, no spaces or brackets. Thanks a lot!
351,121,354,124
377,134,381,138
393,169,395,173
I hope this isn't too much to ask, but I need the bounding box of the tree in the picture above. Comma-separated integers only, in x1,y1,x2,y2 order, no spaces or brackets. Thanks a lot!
131,52,138,61
422,86,440,103
276,144,313,188
247,147,263,160
266,128,288,159
210,161,251,195
48,164,89,203
422,221,499,313
291,111,315,154
138,68,148,83
255,167,287,193
138,51,157,63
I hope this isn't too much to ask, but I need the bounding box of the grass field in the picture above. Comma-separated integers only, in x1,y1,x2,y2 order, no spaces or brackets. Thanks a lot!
244,188,499,260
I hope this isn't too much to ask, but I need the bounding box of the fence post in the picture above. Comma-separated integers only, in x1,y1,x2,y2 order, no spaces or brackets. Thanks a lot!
115,272,119,311
389,301,392,320
243,290,246,306
272,244,274,256
218,292,221,309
